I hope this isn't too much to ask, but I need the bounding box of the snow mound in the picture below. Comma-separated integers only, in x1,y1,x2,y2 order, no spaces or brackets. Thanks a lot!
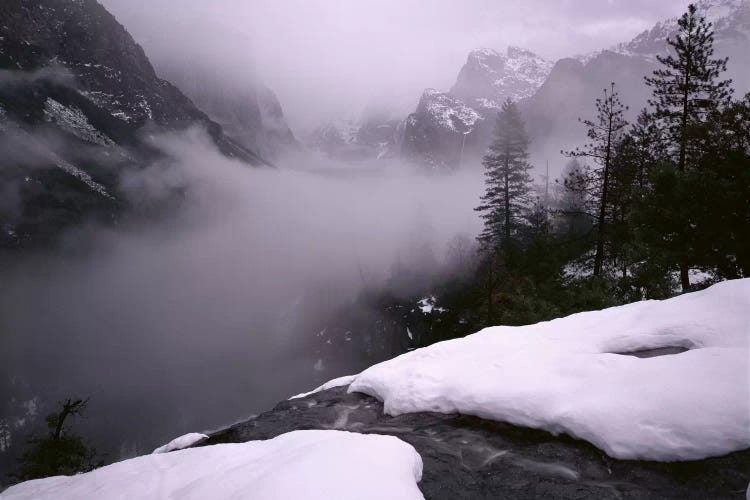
290,374,358,399
1,430,424,500
349,279,750,461
152,432,207,454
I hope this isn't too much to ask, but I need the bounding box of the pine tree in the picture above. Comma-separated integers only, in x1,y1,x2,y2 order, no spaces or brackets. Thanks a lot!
15,398,102,481
564,83,629,277
692,93,750,279
475,99,534,250
642,3,733,291
644,3,733,174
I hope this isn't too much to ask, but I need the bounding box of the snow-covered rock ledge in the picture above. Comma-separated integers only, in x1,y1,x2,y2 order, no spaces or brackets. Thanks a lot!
0,430,424,500
347,279,750,461
151,432,208,454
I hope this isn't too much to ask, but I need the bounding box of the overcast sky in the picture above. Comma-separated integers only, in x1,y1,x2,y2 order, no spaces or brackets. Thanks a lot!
102,0,690,131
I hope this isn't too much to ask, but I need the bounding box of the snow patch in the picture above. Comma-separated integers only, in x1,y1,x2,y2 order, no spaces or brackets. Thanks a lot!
348,279,750,461
152,432,207,454
419,89,481,133
417,296,446,314
43,98,115,147
2,121,114,198
2,430,425,500
290,374,358,400
458,46,553,105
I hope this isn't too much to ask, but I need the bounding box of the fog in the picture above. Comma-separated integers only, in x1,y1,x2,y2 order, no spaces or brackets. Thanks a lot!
100,0,690,131
1,0,705,468
1,127,483,457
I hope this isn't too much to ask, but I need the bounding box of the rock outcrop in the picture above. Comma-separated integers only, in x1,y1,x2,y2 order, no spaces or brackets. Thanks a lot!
199,385,750,499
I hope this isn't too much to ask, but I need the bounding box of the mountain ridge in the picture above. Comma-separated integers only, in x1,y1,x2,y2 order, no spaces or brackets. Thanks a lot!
0,0,268,249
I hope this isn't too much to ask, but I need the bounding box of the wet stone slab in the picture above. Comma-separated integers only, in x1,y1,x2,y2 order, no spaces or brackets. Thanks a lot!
199,386,750,500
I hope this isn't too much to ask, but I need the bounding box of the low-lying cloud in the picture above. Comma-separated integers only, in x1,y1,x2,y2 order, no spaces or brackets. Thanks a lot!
1,127,484,458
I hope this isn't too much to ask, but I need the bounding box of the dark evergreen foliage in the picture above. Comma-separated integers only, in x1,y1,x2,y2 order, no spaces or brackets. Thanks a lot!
564,83,629,277
14,398,102,481
387,3,748,347
475,99,534,250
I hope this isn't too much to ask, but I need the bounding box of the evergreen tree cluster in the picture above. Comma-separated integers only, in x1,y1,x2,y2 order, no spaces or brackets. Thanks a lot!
13,398,102,482
415,3,749,332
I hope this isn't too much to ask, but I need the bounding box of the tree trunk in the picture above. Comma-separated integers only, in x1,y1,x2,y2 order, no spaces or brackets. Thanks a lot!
504,160,511,243
486,256,494,325
678,42,693,289
678,32,693,174
594,112,614,277
680,258,691,292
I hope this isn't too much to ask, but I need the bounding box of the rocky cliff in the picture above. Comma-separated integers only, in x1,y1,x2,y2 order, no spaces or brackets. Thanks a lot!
0,0,266,249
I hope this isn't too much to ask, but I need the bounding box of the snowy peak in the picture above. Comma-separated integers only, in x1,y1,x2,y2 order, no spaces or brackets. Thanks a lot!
451,46,553,109
309,112,403,161
415,89,481,133
603,0,749,61
402,89,484,169
401,46,549,169
311,117,362,149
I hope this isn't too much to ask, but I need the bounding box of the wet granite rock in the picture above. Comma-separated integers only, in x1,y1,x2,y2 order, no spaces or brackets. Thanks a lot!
200,386,749,500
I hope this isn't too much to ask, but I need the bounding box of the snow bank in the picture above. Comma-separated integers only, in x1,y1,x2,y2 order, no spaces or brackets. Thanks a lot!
1,430,424,500
152,432,207,454
290,374,358,399
349,279,750,461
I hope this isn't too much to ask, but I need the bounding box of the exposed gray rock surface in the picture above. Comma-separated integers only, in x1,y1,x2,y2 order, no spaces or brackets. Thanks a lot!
200,386,750,499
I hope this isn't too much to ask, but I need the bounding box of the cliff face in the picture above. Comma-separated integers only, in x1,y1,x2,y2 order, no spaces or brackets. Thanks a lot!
401,89,483,169
155,60,299,162
0,0,266,249
451,47,554,110
404,48,551,170
308,111,404,162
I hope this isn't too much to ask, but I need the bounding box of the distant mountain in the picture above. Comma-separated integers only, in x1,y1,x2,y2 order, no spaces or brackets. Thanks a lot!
402,0,749,171
0,0,266,249
404,47,552,169
524,0,749,164
451,47,554,110
600,0,747,65
157,64,299,162
144,19,300,162
309,109,404,161
402,89,483,169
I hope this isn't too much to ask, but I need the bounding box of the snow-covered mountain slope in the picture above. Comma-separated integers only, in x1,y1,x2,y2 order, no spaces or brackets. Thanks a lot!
404,47,550,169
404,1,748,170
401,89,483,169
524,0,748,164
0,0,266,249
452,47,553,110
310,117,364,156
595,0,749,62
0,430,424,500
309,111,404,161
347,278,750,461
